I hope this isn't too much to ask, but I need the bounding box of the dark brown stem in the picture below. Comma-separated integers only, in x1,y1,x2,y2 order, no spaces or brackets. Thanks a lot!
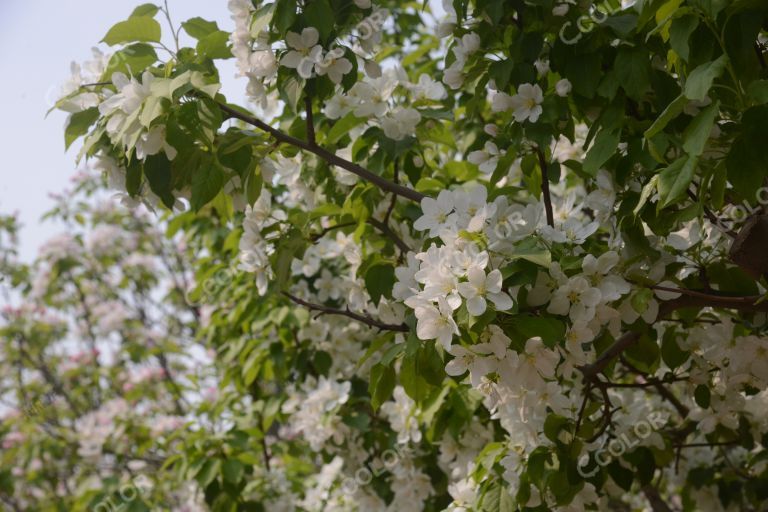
618,360,690,418
217,102,425,203
642,485,673,512
687,189,737,238
310,222,357,241
675,441,739,448
368,218,412,254
536,148,554,227
384,161,400,225
310,219,411,253
580,292,768,380
262,436,271,471
304,93,316,146
282,292,409,332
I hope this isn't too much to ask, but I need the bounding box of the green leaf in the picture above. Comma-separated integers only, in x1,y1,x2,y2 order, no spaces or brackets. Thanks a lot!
747,80,768,104
726,106,768,199
64,107,100,150
191,157,225,211
126,160,143,197
400,350,433,403
658,156,697,207
327,113,366,145
694,384,711,408
615,47,651,99
631,288,654,314
543,414,569,443
625,332,660,374
272,228,307,288
365,264,395,305
583,129,621,176
682,101,719,156
143,154,175,209
634,175,659,215
684,55,728,101
644,94,687,139
661,329,689,369
509,245,551,267
369,363,396,411
131,3,159,17
608,461,634,491
101,43,158,79
102,16,161,45
197,30,232,60
669,14,699,61
272,0,297,35
181,17,220,39
689,0,727,18
221,459,244,484
507,316,565,348
304,0,334,43
196,458,221,486
480,484,516,512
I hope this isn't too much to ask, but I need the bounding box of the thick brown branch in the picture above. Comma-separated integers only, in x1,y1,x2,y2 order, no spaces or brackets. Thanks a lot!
282,292,409,332
217,102,425,203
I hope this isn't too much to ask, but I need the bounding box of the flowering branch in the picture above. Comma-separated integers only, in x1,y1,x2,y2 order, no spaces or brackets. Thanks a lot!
217,102,426,203
311,219,411,254
581,291,768,380
367,217,411,255
282,292,409,332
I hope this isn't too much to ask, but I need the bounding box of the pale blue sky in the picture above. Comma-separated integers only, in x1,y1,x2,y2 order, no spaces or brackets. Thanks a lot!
0,0,238,261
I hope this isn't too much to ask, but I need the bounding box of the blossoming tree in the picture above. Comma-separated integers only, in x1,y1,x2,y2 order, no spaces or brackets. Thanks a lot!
0,175,218,510
38,0,768,509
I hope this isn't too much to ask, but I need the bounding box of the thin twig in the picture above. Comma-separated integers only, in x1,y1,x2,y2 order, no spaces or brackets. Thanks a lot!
686,189,737,238
217,102,426,203
368,218,412,254
383,161,400,225
310,222,357,241
162,0,181,52
310,219,411,253
580,293,768,379
282,292,410,332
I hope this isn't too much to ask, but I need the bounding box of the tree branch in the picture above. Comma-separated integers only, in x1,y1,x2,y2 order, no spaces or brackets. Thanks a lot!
642,485,673,512
687,189,736,238
217,102,426,203
282,292,409,332
304,93,316,146
535,148,554,227
368,218,412,254
580,291,768,379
